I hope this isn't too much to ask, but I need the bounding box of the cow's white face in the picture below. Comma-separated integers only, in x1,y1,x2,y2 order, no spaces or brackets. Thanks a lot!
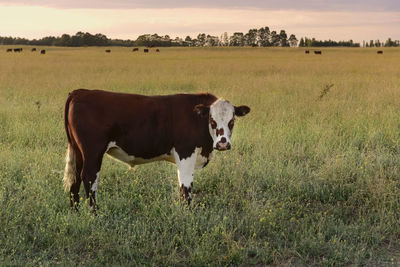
209,100,235,150
194,99,250,151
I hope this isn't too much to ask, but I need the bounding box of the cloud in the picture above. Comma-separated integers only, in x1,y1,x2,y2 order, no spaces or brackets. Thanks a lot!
2,0,400,11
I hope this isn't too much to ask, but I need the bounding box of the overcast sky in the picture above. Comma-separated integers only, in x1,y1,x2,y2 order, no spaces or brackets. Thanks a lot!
1,1,399,43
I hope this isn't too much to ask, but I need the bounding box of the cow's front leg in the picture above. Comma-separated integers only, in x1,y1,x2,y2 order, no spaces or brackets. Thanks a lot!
177,164,194,205
175,149,198,205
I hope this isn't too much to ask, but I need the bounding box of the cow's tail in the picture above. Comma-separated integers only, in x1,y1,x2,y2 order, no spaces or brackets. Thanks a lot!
63,93,76,192
63,144,76,192
64,92,73,144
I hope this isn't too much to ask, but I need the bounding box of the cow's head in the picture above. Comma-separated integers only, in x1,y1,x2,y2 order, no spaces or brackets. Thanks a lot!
194,99,250,151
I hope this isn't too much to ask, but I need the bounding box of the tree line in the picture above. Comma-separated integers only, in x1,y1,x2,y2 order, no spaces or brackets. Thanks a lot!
0,32,134,47
299,37,400,47
136,28,298,47
1,30,398,48
299,37,360,47
0,28,298,47
363,38,400,47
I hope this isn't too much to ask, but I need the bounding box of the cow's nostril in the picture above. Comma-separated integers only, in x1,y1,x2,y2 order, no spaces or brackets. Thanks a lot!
220,137,227,143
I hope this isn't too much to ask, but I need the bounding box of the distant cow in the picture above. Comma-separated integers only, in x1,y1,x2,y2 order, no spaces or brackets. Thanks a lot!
105,49,111,53
377,51,383,54
13,48,22,52
156,49,160,52
40,50,46,54
63,89,250,210
31,48,37,52
314,51,322,55
132,48,139,52
305,50,310,54
6,49,12,52
144,49,149,53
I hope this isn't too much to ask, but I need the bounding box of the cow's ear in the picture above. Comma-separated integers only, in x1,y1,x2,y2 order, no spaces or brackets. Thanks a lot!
194,104,210,118
234,105,250,117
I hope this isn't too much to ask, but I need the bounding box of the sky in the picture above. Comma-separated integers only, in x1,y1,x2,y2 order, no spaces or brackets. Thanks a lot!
0,1,399,43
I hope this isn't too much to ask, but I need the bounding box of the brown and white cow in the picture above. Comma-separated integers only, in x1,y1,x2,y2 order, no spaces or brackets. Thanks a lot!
63,89,250,210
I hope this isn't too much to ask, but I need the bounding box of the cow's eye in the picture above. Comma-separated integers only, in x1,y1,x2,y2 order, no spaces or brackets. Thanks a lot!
228,119,234,130
210,118,217,129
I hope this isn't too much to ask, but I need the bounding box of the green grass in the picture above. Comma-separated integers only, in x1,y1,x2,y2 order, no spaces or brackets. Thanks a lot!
0,46,399,265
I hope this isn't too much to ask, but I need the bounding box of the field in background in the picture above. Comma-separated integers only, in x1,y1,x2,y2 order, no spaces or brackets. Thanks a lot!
0,46,399,265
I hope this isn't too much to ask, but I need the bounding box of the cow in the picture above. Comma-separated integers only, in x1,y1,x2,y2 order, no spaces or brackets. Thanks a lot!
63,89,250,211
105,49,111,53
144,49,149,53
14,48,22,52
40,50,46,54
6,49,12,52
305,50,310,54
32,48,37,52
132,48,139,52
314,50,322,55
377,51,383,54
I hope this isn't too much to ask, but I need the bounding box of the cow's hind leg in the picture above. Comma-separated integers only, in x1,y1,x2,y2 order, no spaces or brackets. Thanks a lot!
81,151,104,211
63,144,83,209
70,149,83,208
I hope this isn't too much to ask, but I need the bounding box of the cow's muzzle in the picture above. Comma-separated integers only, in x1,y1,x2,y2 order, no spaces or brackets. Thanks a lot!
215,138,231,151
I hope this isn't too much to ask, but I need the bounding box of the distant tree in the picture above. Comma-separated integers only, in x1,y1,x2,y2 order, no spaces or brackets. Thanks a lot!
135,34,152,47
57,34,71,46
288,34,298,47
69,32,84,46
369,40,374,47
299,37,305,47
270,31,280,46
197,33,206,46
109,38,135,46
244,28,258,46
278,30,288,47
162,35,172,46
384,38,398,47
184,36,193,46
229,32,244,46
40,36,57,46
96,33,109,46
221,32,229,46
172,37,183,46
257,27,270,46
205,35,219,46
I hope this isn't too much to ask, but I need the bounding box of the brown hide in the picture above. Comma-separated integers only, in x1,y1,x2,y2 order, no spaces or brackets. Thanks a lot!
65,89,217,161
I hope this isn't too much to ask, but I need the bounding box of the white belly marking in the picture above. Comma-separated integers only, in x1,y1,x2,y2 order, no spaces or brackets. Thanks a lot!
105,141,175,167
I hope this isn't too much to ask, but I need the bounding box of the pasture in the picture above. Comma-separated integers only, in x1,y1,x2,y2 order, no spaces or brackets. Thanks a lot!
0,46,399,265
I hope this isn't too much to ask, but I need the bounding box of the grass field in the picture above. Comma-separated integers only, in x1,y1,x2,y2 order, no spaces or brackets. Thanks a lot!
0,46,399,266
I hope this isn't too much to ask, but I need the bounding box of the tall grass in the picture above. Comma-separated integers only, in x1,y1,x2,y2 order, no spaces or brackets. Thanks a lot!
0,46,399,265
